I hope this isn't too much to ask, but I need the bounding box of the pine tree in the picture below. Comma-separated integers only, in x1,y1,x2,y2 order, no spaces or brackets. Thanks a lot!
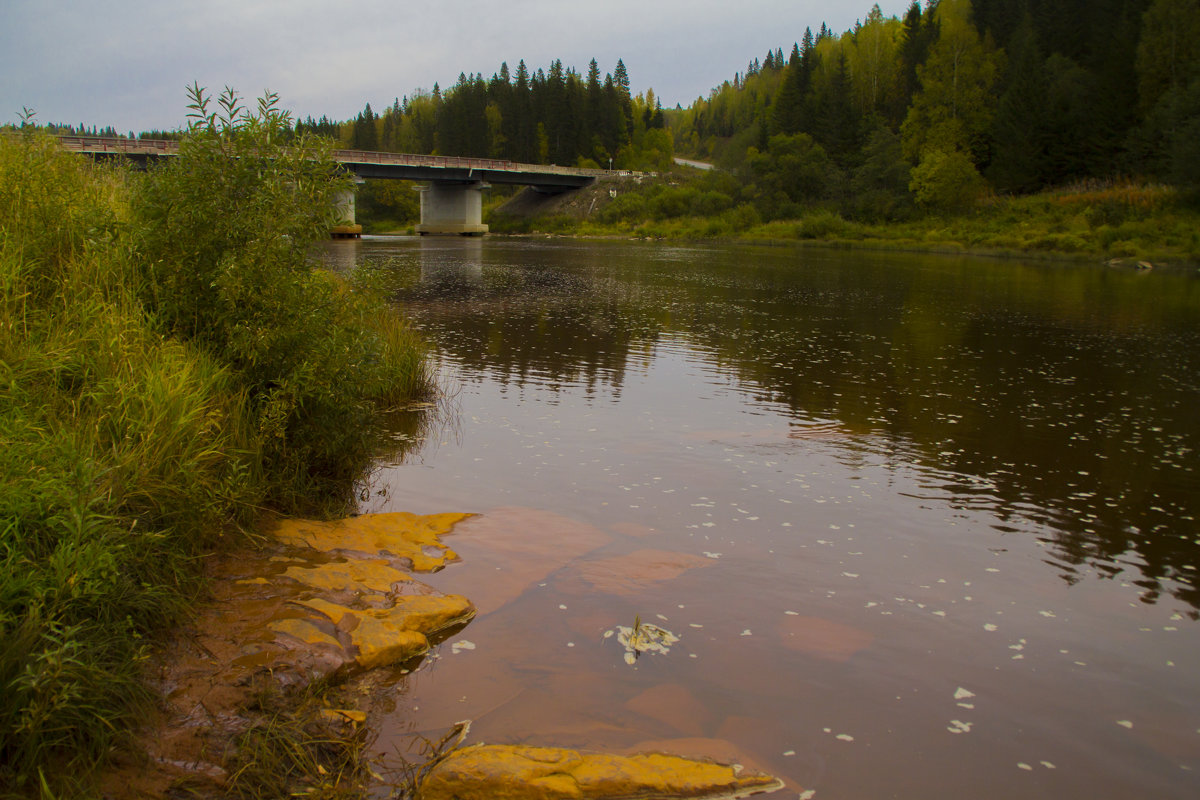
815,49,861,166
352,103,378,150
896,1,936,124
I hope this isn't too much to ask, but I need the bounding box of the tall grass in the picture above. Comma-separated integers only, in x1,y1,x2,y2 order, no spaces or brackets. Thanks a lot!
1,106,432,797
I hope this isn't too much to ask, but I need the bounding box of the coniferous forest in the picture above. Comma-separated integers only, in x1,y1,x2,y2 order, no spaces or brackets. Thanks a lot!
666,0,1200,219
296,56,673,173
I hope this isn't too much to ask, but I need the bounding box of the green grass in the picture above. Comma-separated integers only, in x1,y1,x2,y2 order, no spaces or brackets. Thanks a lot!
222,681,370,800
490,177,1200,264
0,124,433,797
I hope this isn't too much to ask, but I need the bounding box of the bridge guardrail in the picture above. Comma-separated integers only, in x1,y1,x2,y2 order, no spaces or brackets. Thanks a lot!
47,135,646,178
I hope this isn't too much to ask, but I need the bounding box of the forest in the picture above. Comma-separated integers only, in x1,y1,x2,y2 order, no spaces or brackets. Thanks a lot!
297,57,673,173
663,0,1199,219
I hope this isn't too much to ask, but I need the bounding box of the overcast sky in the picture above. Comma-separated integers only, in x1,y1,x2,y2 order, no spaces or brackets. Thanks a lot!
2,0,912,134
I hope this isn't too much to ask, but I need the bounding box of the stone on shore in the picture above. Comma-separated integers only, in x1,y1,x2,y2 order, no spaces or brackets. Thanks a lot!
272,511,473,571
273,592,477,670
417,743,785,800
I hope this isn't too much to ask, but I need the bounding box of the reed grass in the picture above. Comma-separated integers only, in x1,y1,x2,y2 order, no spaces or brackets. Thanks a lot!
222,682,370,800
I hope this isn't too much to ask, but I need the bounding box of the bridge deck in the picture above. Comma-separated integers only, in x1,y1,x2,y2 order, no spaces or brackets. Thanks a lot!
54,135,632,188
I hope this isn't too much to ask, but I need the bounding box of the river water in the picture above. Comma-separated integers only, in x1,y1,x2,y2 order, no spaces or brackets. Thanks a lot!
324,237,1200,799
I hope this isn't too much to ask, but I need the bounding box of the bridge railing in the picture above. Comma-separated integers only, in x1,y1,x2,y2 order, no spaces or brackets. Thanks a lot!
329,147,617,178
56,135,179,156
48,135,646,178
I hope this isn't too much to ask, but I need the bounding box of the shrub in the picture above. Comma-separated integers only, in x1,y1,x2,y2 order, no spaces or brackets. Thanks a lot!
910,149,987,213
133,86,430,505
798,210,851,239
1,132,258,794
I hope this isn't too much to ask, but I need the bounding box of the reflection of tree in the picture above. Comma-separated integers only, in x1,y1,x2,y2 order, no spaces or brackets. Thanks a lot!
679,254,1200,610
392,242,669,400
386,242,1200,609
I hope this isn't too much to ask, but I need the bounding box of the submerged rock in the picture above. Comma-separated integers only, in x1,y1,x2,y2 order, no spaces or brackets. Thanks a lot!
418,743,785,800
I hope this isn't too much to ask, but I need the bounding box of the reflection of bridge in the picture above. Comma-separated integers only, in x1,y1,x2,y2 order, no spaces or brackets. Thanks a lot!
58,135,627,235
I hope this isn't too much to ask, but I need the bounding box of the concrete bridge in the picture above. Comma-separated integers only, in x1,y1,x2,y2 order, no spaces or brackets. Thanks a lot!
56,135,628,235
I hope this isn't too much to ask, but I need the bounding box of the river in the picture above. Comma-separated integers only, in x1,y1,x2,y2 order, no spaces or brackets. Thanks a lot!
323,236,1200,799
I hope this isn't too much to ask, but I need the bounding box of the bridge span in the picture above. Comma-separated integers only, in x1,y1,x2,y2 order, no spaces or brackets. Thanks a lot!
56,135,631,235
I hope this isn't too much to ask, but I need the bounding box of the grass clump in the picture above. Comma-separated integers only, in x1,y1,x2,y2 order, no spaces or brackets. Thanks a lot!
222,683,371,800
0,89,432,796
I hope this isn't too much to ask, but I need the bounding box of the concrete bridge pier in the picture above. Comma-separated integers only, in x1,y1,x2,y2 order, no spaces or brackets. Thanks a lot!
417,181,489,235
331,178,364,238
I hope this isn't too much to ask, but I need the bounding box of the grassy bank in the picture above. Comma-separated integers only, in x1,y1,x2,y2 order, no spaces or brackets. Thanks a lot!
490,173,1200,265
0,93,432,798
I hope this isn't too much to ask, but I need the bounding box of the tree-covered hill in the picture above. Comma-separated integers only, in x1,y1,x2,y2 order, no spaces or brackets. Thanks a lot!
670,0,1199,217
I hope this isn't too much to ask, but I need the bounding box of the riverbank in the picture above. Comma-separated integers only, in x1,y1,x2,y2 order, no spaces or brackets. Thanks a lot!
100,512,788,799
0,116,434,797
486,175,1200,266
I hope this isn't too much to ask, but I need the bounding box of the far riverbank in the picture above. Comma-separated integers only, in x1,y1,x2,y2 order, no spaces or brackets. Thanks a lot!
476,176,1200,267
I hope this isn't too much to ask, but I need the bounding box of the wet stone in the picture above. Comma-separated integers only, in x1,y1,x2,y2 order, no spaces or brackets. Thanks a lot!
417,743,786,800
272,511,473,571
282,558,412,593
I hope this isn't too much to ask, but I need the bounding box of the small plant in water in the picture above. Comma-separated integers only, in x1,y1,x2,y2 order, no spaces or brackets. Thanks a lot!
608,615,680,665
388,720,471,800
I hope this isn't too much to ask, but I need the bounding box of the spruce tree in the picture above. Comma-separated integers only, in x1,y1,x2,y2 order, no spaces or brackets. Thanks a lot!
988,13,1048,191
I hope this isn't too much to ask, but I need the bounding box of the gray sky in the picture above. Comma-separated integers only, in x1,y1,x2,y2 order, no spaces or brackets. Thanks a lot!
2,0,912,134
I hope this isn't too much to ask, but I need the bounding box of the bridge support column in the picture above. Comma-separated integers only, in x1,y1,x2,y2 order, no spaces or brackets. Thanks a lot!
417,181,488,235
331,178,364,238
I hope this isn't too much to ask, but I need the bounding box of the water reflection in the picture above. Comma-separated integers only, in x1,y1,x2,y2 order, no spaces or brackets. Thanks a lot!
419,237,483,287
373,239,1200,609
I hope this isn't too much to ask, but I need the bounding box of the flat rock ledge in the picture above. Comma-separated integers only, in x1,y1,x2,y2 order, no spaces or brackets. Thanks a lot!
419,744,785,800
104,511,787,799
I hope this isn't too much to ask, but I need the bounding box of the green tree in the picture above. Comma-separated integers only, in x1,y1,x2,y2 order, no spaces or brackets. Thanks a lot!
988,13,1048,192
1131,0,1200,181
485,101,506,157
901,0,1003,165
897,1,938,114
748,132,844,213
813,48,862,166
847,5,903,118
351,102,378,150
1041,54,1103,184
771,39,809,134
1136,0,1200,112
849,127,915,219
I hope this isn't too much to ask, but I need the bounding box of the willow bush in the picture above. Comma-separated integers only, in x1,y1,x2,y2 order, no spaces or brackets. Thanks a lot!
134,85,431,506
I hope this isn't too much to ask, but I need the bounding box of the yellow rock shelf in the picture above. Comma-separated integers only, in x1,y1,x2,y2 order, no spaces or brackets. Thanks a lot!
273,511,473,571
418,744,785,800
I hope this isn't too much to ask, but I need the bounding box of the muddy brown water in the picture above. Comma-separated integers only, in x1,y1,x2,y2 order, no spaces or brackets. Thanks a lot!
322,237,1200,799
